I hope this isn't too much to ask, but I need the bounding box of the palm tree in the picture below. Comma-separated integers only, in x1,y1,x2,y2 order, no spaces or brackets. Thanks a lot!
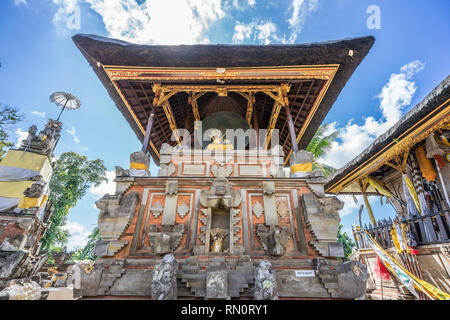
306,123,339,177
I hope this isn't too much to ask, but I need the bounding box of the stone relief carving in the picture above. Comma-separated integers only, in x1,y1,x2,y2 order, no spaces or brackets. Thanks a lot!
150,201,164,219
256,224,291,256
211,164,233,178
198,209,209,245
276,200,288,219
252,201,264,219
151,254,178,300
176,203,190,219
23,180,46,199
206,270,228,299
200,178,241,209
210,228,229,253
231,209,241,245
147,224,185,254
254,261,278,300
158,163,176,177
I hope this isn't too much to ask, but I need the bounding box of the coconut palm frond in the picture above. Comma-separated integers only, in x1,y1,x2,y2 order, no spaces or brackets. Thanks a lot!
307,123,340,160
314,130,339,159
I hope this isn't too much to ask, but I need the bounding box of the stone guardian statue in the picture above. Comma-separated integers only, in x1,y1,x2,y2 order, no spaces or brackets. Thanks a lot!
150,254,178,300
254,260,278,300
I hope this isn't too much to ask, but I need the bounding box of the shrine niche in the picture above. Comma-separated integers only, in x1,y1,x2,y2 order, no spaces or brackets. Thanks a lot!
199,178,242,255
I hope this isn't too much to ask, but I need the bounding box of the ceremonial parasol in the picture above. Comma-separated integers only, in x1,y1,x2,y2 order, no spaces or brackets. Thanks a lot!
50,92,81,121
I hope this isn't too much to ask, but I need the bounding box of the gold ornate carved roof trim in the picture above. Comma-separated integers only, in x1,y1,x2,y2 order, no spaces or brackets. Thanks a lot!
103,65,339,81
326,99,450,194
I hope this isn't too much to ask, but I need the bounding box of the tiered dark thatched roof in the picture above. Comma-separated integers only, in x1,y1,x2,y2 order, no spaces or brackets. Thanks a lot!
73,34,375,165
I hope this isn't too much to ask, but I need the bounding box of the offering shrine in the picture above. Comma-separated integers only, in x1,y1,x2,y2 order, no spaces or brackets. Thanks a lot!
70,34,375,299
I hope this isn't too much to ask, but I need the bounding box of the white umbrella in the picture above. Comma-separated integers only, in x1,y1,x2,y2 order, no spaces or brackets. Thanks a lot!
50,92,81,121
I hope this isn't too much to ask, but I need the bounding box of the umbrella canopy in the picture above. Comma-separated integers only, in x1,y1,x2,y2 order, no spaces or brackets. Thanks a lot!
50,92,81,109
50,92,81,121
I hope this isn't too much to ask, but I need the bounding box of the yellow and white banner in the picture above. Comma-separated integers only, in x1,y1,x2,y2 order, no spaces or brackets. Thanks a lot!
0,150,53,182
363,229,450,300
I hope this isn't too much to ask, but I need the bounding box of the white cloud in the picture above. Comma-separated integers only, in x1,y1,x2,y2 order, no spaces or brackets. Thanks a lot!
287,0,318,43
322,60,425,169
13,0,27,6
225,0,256,10
231,0,317,45
89,170,116,198
32,111,46,118
52,0,80,29
338,195,363,217
52,0,225,44
15,128,28,148
232,20,287,44
337,194,378,226
66,126,80,144
62,221,91,251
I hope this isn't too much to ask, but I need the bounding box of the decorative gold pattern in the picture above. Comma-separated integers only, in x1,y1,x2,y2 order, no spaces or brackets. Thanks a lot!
285,65,339,164
264,102,283,150
103,64,340,161
237,92,255,128
104,66,160,159
104,65,338,81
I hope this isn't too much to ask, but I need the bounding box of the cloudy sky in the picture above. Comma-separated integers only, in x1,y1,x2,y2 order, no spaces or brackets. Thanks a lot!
1,0,449,250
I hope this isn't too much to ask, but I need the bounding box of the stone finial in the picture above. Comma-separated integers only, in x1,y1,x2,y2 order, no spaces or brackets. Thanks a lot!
129,151,150,177
291,150,314,164
115,166,130,177
130,151,150,167
151,254,178,300
160,143,173,155
254,261,278,300
290,150,315,178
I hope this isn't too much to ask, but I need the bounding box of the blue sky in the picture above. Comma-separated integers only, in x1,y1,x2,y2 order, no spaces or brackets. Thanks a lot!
1,0,449,250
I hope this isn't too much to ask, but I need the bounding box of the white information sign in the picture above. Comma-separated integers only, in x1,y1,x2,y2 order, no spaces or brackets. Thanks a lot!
294,270,315,277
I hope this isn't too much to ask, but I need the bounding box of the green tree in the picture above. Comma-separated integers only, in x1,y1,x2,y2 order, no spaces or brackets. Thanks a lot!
0,104,24,160
337,224,356,261
71,227,101,261
306,123,339,177
40,152,107,255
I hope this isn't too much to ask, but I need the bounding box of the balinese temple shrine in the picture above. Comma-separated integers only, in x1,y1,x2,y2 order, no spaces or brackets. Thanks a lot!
70,34,375,300
325,76,450,300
